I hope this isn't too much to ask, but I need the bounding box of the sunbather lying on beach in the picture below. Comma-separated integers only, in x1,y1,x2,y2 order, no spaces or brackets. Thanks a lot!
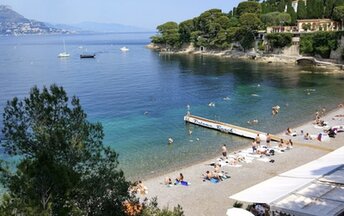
304,133,312,140
204,170,223,181
164,177,173,186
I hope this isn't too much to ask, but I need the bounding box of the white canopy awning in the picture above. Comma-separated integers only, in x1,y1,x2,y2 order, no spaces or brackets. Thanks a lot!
229,146,344,204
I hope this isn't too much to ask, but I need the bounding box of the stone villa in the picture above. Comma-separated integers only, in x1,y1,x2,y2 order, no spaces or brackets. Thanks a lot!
266,19,341,34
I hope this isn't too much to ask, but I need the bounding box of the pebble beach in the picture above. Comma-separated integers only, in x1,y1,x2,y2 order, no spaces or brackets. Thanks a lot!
141,107,344,216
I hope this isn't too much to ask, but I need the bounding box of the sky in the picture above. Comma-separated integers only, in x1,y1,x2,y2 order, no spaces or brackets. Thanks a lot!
0,0,243,29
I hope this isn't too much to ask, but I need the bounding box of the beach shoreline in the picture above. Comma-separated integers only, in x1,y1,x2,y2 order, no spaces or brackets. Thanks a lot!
134,105,338,182
140,106,344,216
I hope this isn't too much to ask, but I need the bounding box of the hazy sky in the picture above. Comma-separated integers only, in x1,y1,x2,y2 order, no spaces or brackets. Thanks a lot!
1,0,243,29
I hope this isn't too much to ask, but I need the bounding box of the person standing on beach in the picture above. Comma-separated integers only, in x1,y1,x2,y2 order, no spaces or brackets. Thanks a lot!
255,134,261,147
266,133,271,147
221,144,228,159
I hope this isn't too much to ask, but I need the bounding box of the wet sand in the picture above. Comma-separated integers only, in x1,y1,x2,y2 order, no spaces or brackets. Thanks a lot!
141,107,344,216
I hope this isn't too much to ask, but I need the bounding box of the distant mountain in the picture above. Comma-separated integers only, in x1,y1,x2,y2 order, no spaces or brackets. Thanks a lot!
72,21,151,33
0,5,69,35
0,5,152,35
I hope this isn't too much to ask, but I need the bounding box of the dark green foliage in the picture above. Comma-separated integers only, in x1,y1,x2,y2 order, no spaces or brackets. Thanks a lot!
0,85,132,215
286,1,297,25
277,0,286,12
236,1,262,16
151,0,343,53
261,12,291,26
333,6,344,21
265,33,293,48
307,0,324,19
178,19,194,43
300,35,314,54
239,13,262,30
235,27,256,51
325,0,336,18
300,32,343,58
297,0,307,19
228,17,240,28
151,21,181,48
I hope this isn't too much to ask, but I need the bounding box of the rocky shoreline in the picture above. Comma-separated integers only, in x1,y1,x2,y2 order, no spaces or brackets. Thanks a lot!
146,43,344,72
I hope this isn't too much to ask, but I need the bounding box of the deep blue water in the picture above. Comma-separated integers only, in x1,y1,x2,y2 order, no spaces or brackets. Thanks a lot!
1,33,344,179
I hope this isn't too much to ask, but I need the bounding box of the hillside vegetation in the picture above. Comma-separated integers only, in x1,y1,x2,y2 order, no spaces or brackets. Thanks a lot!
151,0,344,53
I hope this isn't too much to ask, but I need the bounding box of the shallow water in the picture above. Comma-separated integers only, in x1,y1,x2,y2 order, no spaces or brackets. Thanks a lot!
1,33,343,179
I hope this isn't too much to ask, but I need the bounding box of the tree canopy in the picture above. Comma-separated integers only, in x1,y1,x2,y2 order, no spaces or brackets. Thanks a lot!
236,1,262,16
0,85,184,216
0,85,132,215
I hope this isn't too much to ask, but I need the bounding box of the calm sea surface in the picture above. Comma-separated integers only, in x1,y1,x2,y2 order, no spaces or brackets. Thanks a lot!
1,33,344,179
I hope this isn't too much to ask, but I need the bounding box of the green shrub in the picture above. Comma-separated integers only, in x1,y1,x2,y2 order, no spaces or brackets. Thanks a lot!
265,33,293,49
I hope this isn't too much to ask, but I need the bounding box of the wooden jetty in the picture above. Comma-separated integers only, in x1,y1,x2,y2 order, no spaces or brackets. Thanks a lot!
184,114,280,141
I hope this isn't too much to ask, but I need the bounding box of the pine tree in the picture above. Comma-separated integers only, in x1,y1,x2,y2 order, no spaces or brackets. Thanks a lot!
307,0,315,18
315,0,324,18
278,0,286,12
325,0,335,18
287,1,297,24
297,0,307,19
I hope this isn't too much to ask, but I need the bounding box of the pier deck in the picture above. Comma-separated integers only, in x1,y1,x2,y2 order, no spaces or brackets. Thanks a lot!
184,114,280,141
184,114,334,152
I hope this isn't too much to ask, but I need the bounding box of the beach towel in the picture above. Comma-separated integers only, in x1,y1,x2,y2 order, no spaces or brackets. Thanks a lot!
210,178,219,184
228,164,242,167
180,181,190,186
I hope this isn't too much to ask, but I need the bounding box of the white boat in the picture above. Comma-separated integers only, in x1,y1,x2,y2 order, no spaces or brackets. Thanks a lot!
58,40,70,58
120,46,129,52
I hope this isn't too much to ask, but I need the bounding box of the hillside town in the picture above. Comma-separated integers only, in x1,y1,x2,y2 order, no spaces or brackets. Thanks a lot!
0,5,68,35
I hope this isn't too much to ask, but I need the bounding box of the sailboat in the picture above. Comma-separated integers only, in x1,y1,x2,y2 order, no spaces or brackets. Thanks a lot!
58,39,70,58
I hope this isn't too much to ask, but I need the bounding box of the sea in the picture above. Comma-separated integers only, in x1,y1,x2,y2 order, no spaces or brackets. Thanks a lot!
1,33,344,179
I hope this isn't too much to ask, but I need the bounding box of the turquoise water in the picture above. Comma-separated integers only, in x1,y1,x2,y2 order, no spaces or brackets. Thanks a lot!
1,33,344,179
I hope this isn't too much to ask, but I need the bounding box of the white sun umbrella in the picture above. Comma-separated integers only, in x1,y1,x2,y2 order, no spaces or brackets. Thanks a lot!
226,208,254,216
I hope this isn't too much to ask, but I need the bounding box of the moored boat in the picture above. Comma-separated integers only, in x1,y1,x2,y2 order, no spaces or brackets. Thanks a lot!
120,47,129,52
80,54,96,58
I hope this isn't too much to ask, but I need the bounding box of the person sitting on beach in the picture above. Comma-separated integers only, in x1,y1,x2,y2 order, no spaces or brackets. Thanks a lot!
286,127,292,135
278,139,286,148
164,177,173,186
175,173,184,184
204,170,213,180
257,147,269,156
221,144,228,159
204,170,223,181
304,133,312,140
214,163,221,172
286,139,293,148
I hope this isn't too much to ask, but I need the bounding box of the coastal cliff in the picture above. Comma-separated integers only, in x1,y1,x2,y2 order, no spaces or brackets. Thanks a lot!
147,41,344,71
